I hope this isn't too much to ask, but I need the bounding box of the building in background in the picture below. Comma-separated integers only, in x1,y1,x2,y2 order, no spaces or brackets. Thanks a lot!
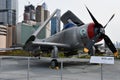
42,2,50,38
0,25,7,49
36,5,44,23
16,22,38,45
0,1,53,49
0,0,18,25
0,0,18,48
17,3,50,45
114,41,120,48
23,4,35,22
44,6,50,38
0,24,15,49
16,22,48,45
51,16,61,35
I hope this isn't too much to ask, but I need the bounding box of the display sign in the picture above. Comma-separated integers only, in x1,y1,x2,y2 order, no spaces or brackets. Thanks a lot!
90,56,114,64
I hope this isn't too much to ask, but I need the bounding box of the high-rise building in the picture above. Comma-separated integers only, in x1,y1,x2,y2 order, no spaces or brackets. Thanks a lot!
0,0,18,25
51,17,57,35
0,0,18,47
23,4,35,22
0,0,18,48
44,10,50,38
36,5,44,23
42,2,48,10
51,16,60,35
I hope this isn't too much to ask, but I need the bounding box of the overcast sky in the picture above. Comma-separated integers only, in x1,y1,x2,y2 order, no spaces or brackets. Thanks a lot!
18,0,120,43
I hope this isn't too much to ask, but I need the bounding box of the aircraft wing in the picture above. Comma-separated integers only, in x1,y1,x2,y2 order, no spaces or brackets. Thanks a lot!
32,41,70,48
61,10,84,26
0,47,23,51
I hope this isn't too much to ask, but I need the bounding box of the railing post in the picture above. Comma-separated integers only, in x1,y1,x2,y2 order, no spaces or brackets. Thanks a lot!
0,57,2,72
100,64,103,80
27,57,30,80
60,60,63,80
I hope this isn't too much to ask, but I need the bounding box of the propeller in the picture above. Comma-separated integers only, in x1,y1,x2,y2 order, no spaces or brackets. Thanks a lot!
85,6,99,25
104,14,115,28
84,6,118,57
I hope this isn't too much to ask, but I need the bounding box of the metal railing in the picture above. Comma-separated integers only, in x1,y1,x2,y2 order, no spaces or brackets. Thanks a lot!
0,56,64,80
0,56,31,80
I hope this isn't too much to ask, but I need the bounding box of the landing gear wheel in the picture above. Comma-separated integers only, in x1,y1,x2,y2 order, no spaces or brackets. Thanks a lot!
50,59,59,69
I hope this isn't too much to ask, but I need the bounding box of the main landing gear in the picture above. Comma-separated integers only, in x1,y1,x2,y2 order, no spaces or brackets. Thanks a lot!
50,59,59,69
50,46,59,69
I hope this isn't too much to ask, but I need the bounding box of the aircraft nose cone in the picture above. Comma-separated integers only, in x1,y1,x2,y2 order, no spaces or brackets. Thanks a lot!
100,27,105,34
87,23,95,39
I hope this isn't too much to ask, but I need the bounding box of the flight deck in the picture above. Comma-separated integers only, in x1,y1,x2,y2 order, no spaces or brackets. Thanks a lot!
0,56,120,80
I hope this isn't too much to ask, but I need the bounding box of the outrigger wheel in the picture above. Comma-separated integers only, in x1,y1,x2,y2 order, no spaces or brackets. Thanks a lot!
50,59,59,69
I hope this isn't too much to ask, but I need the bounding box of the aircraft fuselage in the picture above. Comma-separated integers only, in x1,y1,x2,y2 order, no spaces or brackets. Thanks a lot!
42,23,93,51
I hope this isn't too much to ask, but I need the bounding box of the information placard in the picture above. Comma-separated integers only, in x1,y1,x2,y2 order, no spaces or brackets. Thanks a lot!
90,56,114,64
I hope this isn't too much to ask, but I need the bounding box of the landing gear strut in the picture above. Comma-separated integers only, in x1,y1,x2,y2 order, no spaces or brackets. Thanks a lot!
88,46,95,56
50,46,59,69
